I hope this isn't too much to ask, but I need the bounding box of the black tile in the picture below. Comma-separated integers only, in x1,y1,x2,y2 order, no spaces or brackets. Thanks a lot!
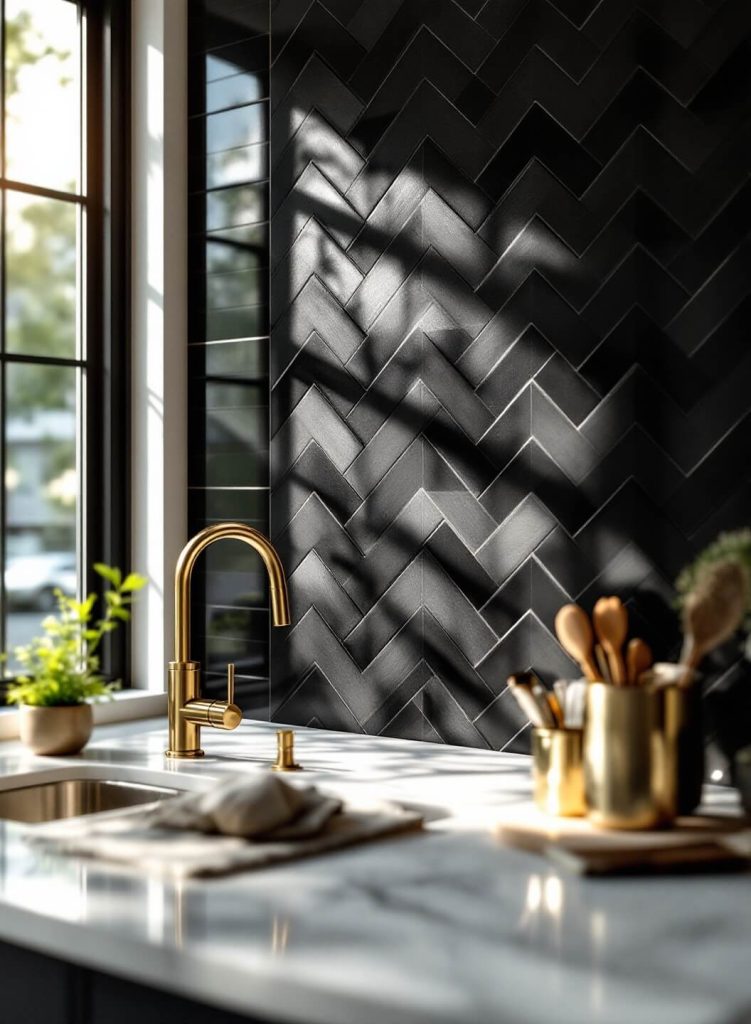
203,34,269,80
206,143,268,189
205,183,268,231
182,0,751,752
584,70,715,174
211,215,267,257
272,442,361,527
534,354,599,426
580,307,705,412
478,0,598,94
379,698,443,744
426,523,497,609
203,671,268,715
193,545,270,603
206,305,268,342
191,1,268,52
670,181,751,293
478,106,601,201
206,70,268,113
203,267,267,310
188,487,268,525
455,77,495,124
206,102,267,154
690,40,751,125
270,3,365,103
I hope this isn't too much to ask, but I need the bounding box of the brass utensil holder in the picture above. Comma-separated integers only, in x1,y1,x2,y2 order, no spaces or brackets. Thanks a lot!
584,683,668,830
662,684,704,817
532,728,586,817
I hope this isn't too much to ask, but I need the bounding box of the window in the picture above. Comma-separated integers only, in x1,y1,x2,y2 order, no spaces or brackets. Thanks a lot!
0,0,128,685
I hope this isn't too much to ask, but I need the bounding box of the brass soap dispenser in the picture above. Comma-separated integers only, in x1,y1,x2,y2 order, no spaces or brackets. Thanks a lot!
166,523,290,758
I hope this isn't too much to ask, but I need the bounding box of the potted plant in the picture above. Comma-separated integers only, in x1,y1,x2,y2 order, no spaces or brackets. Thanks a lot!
3,564,147,755
676,530,751,807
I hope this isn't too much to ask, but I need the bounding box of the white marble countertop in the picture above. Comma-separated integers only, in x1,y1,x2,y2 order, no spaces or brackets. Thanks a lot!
0,717,748,1024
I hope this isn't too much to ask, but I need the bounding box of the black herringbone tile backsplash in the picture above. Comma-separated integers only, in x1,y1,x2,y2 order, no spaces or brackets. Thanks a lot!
191,0,751,751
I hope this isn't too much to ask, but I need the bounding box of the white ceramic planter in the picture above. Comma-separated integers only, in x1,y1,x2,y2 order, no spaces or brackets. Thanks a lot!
19,704,93,756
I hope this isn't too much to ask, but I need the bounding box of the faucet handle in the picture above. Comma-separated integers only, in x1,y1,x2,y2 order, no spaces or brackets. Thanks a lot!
182,662,241,732
227,662,235,706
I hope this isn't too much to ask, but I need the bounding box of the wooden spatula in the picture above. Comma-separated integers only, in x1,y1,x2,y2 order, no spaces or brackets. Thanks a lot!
593,596,628,686
554,604,599,681
680,561,747,671
626,637,653,686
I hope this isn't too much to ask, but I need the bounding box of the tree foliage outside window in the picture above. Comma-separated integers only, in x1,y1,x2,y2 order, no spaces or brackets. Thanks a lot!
2,1,85,668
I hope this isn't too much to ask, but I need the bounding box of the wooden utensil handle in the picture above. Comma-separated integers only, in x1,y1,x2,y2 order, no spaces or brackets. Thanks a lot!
605,645,627,686
594,644,611,683
581,654,600,682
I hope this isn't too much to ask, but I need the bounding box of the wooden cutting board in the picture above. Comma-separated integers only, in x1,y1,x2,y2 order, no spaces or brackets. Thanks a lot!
494,806,751,875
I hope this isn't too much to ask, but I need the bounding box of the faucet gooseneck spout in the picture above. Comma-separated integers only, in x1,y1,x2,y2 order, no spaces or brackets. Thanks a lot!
166,523,290,759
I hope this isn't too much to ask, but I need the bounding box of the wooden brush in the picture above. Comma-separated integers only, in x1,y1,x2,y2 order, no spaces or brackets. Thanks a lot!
507,673,547,728
531,681,559,728
544,688,565,728
553,680,568,718
680,561,747,673
564,680,587,728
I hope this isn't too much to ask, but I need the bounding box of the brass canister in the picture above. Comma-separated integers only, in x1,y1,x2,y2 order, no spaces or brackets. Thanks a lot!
532,728,586,817
584,683,669,830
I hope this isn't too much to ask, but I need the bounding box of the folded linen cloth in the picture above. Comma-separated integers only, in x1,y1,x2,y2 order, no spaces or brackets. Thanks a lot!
27,774,423,879
146,773,344,840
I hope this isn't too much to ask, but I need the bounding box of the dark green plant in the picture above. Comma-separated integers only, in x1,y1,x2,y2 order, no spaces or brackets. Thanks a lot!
4,565,147,707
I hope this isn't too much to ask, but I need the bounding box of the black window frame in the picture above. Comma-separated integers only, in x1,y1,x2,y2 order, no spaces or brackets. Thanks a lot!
0,0,130,690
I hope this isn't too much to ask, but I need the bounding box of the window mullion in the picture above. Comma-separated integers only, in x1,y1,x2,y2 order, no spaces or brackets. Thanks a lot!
0,179,84,204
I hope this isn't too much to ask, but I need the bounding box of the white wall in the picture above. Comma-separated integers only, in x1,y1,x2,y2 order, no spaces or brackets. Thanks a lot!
130,0,188,691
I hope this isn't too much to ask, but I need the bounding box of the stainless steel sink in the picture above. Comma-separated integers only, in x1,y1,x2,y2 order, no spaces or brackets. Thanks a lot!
0,778,178,824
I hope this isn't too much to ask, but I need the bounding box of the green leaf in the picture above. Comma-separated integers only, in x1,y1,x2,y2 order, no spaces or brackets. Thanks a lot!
2,562,146,706
121,573,148,592
94,563,121,587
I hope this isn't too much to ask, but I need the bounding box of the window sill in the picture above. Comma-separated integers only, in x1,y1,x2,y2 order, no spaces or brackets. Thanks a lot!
0,690,166,741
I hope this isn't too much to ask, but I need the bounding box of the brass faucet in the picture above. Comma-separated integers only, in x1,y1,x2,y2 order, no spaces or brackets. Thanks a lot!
166,523,291,758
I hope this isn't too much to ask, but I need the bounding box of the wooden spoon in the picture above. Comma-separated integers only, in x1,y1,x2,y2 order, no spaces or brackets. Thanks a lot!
626,637,653,686
680,561,747,671
594,643,612,684
554,604,599,681
593,597,628,686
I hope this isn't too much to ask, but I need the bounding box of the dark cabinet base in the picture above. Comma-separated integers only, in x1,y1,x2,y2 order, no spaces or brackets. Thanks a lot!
0,938,271,1024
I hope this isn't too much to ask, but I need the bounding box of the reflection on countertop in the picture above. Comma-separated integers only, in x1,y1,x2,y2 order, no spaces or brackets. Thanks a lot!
0,718,747,1024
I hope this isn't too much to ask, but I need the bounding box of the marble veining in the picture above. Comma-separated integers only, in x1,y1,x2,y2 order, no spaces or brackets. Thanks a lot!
0,719,747,1024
